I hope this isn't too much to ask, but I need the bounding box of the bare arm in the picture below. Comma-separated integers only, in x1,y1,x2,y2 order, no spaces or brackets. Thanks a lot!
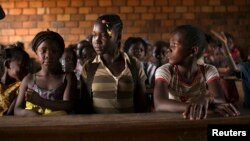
153,79,187,112
26,72,77,112
14,74,39,116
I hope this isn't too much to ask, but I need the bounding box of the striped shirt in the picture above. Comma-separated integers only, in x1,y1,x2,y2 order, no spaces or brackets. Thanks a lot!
82,52,146,113
155,63,220,103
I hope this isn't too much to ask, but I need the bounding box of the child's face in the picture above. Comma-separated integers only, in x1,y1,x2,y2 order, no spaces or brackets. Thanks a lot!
92,23,111,55
60,51,76,72
8,58,28,81
153,46,168,66
128,43,145,61
36,40,62,68
79,48,95,65
168,33,190,65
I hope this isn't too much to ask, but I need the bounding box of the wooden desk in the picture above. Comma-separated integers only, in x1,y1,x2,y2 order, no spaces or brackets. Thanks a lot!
1,111,250,141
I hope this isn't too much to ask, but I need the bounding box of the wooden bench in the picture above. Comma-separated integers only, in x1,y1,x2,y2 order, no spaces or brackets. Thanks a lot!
1,110,250,141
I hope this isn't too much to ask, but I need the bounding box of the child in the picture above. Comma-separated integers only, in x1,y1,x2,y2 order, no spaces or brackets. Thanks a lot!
81,14,148,113
0,44,29,115
152,40,169,68
60,45,77,73
14,30,77,116
154,25,240,120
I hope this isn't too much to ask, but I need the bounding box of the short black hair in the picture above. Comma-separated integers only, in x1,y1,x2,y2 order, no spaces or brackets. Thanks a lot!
31,30,65,56
77,40,94,58
171,24,207,58
123,37,148,56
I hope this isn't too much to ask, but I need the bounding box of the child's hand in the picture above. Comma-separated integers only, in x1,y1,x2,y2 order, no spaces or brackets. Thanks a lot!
183,94,210,120
215,103,240,117
25,88,42,105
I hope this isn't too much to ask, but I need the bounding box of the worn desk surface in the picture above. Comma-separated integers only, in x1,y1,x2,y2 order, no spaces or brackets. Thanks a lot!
1,110,250,141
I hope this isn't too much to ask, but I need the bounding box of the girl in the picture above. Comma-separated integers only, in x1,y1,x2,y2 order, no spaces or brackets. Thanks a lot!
14,30,77,116
81,14,148,113
0,44,29,115
154,25,240,120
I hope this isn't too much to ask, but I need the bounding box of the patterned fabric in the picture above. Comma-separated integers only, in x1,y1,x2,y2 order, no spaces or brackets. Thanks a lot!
155,63,220,103
0,81,21,116
82,52,146,113
25,74,66,115
143,62,157,87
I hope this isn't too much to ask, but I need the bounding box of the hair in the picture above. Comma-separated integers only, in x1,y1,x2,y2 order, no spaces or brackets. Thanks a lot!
95,14,123,47
154,40,169,49
123,37,148,56
64,45,77,67
171,24,207,58
30,30,65,56
77,40,94,58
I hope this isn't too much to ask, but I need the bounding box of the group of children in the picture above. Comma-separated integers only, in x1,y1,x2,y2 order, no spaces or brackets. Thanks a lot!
0,14,246,120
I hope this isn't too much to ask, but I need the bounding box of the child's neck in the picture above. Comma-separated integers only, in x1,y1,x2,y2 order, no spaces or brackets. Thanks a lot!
1,71,17,85
177,60,198,82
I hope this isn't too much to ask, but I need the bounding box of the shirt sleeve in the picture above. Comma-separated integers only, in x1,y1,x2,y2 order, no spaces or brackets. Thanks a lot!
155,64,172,84
204,64,220,84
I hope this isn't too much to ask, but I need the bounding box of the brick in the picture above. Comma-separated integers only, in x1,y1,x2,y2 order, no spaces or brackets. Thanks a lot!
148,7,161,13
134,7,147,13
37,8,46,15
120,7,133,13
134,33,148,39
50,8,64,14
169,0,181,6
58,28,71,34
10,22,23,28
23,21,37,28
15,1,28,8
127,0,140,6
162,33,171,41
51,21,64,28
141,0,154,6
1,2,14,8
84,0,98,6
148,33,161,41
15,29,29,35
65,35,79,42
9,36,23,43
183,13,195,19
2,29,15,35
188,6,201,12
29,1,42,8
142,14,154,20
92,7,106,13
169,13,181,19
161,20,174,27
127,14,140,20
85,14,98,21
43,15,57,21
126,27,141,33
175,6,187,13
22,35,34,42
29,28,42,35
99,0,112,6
9,9,22,15
155,0,168,6
113,0,126,6
79,7,91,14
57,0,70,7
194,0,208,5
155,14,168,19
71,28,85,34
201,19,213,25
106,7,120,13
123,21,133,26
65,8,78,14
22,8,36,15
79,21,92,28
162,6,174,13
65,21,78,28
209,0,221,6
134,21,146,26
29,15,42,21
71,0,84,7
70,14,85,21
43,1,56,7
201,6,213,12
0,36,9,43
57,14,70,21
234,0,246,5
214,6,226,12
183,0,194,6
37,22,51,28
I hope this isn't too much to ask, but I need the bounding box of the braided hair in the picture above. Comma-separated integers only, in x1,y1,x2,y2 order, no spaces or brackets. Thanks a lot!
95,14,123,48
171,25,207,58
30,29,65,56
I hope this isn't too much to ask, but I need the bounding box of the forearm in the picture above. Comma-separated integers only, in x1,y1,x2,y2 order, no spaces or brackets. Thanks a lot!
40,99,74,112
14,107,39,116
154,99,187,113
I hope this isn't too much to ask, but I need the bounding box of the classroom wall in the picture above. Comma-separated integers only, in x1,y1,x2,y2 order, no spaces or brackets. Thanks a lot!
0,0,249,57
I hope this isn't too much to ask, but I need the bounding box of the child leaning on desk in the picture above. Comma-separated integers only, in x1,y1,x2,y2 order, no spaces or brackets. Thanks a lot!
153,25,240,120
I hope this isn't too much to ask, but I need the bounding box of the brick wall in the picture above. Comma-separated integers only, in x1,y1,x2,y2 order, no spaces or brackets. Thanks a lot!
0,0,250,57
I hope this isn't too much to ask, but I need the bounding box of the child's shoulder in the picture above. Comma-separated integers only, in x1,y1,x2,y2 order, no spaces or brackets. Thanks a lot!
22,73,35,83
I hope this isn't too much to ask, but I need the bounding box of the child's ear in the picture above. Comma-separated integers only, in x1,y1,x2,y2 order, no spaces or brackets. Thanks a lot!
4,60,10,69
